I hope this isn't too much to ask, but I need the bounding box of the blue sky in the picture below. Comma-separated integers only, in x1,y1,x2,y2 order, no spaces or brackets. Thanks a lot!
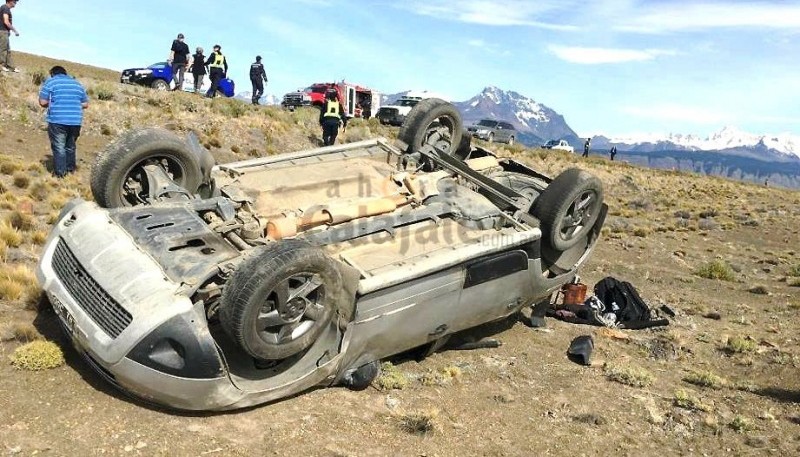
11,0,800,138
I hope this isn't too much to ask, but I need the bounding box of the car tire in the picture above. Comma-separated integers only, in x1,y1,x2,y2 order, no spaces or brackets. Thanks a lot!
533,168,603,252
490,171,546,205
91,128,203,208
453,128,472,160
219,240,344,361
398,98,463,155
151,79,169,91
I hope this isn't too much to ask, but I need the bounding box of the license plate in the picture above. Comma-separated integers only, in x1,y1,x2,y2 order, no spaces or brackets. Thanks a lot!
50,294,77,335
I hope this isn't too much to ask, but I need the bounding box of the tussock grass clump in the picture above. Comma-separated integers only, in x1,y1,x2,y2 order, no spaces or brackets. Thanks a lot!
0,159,21,175
12,172,30,189
788,264,800,277
10,340,65,371
674,388,711,412
695,260,735,281
30,230,48,245
11,322,40,342
789,278,800,287
725,336,757,354
6,210,35,231
632,227,650,237
420,365,463,386
684,370,727,388
376,362,409,390
0,221,23,247
747,285,769,295
28,180,51,201
398,410,438,436
604,364,654,388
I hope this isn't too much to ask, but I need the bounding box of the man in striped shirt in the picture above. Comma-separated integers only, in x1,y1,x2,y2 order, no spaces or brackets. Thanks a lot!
38,66,89,177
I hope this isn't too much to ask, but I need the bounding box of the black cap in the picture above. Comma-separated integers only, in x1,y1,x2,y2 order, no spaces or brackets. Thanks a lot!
256,55,262,61
213,44,221,50
177,33,185,39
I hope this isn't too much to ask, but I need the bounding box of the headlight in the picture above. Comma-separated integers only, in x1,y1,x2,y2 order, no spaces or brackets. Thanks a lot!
134,69,153,75
477,129,488,134
302,95,311,101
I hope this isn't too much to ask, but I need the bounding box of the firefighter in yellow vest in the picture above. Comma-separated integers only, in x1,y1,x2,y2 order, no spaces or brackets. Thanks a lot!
204,44,228,98
319,89,346,146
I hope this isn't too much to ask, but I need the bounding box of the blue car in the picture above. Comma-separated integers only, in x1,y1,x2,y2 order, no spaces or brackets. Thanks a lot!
120,62,235,97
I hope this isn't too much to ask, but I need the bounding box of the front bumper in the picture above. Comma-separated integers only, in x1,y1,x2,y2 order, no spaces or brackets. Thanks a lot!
36,200,243,410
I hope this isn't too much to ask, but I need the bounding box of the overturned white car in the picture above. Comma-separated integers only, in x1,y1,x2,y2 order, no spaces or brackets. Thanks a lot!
36,99,606,410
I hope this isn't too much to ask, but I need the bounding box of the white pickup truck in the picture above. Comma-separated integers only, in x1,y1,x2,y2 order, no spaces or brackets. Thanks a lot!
542,139,574,153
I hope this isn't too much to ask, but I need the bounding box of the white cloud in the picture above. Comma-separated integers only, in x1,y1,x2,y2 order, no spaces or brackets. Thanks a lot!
467,39,486,48
616,2,800,33
621,104,730,125
398,0,579,30
547,45,675,64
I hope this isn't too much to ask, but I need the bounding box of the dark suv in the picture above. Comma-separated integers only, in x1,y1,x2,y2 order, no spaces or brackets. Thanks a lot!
467,119,517,145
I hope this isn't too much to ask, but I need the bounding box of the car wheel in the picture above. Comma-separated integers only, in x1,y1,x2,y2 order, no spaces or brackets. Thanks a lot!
398,98,463,155
151,79,169,91
453,128,472,160
533,168,603,251
91,128,203,208
508,136,515,146
490,171,546,205
219,240,344,361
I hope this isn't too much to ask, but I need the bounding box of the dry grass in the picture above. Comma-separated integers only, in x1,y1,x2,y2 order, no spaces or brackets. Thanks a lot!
28,180,51,201
6,209,36,232
398,409,438,436
30,230,48,245
0,159,21,175
10,340,65,371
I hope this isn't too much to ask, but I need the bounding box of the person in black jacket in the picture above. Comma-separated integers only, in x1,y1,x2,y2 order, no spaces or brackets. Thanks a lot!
204,44,228,98
169,33,190,91
319,89,346,146
249,56,268,105
190,47,206,93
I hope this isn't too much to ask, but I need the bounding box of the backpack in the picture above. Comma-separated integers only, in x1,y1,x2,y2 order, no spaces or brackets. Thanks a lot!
593,277,651,322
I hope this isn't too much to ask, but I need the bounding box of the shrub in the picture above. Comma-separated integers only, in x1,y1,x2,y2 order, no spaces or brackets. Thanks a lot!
376,362,409,390
30,69,47,86
95,85,115,101
729,415,753,433
604,364,654,388
684,370,727,388
725,336,756,354
695,260,735,281
10,340,65,371
673,389,711,412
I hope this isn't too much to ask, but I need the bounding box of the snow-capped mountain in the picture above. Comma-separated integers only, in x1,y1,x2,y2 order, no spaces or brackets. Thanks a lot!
383,86,578,147
454,86,578,146
604,126,800,159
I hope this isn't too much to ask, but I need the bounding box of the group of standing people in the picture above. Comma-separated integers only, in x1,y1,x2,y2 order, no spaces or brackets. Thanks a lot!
168,33,230,98
168,33,267,104
582,138,618,161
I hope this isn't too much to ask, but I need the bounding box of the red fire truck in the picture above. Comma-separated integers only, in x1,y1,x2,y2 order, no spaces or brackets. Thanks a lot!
281,81,381,119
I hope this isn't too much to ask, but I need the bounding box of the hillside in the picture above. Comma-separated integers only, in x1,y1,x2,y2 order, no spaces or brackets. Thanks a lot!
1,53,800,456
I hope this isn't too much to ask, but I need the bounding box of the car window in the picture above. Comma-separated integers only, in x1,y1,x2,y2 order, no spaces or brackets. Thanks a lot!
148,62,169,69
309,86,327,94
501,123,515,130
477,120,498,127
398,99,419,107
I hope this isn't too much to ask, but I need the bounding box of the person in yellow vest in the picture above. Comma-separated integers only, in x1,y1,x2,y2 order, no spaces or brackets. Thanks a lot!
319,89,346,146
204,44,228,98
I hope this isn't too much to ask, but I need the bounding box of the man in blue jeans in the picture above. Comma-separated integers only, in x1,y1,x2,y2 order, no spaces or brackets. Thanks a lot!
38,65,89,177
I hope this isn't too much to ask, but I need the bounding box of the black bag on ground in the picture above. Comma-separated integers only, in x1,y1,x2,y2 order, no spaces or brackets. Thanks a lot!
593,277,652,322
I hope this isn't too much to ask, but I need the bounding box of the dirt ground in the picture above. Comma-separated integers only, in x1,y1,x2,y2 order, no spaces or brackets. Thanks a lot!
1,57,800,456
